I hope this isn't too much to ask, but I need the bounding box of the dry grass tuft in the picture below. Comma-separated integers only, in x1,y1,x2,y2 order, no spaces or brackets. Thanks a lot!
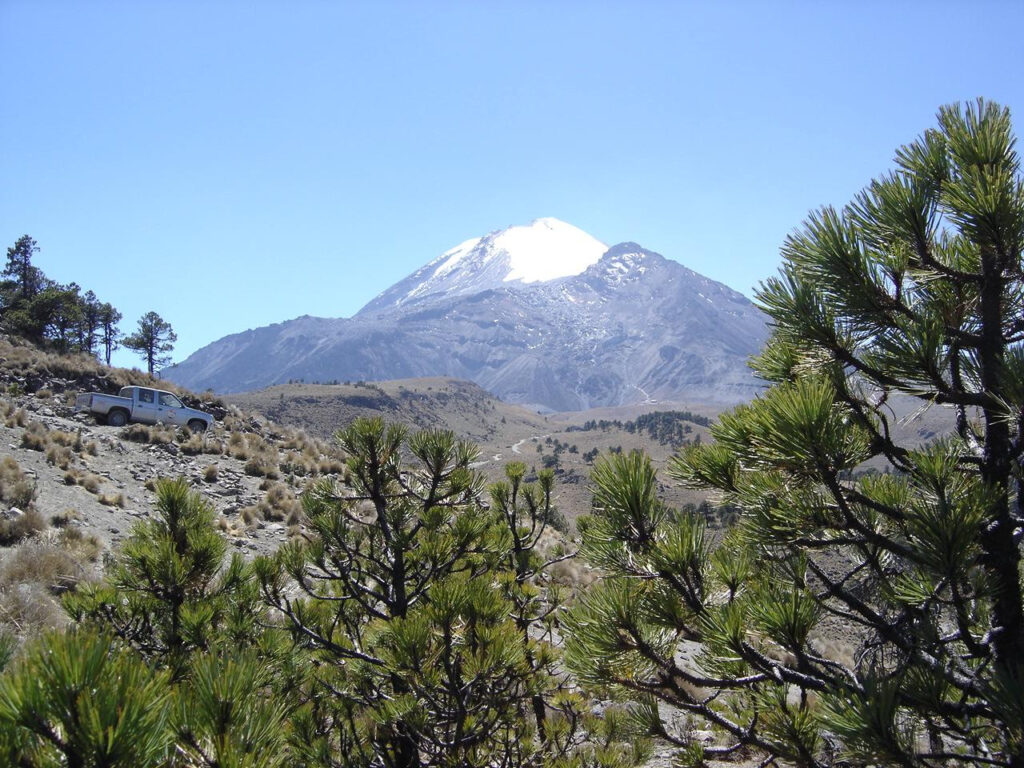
98,492,125,508
1,401,27,428
0,508,46,546
46,429,79,448
0,536,86,594
50,509,81,528
239,505,259,526
0,336,170,395
0,457,36,511
18,423,85,471
120,423,175,445
20,422,49,452
57,526,103,563
45,445,73,470
261,482,301,522
179,433,206,455
80,473,103,494
0,529,102,638
244,453,280,479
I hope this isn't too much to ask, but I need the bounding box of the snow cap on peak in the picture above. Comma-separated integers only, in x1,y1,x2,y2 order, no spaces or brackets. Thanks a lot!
357,218,610,316
492,218,607,283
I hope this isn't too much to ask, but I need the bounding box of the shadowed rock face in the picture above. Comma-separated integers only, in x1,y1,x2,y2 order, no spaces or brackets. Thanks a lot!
166,239,769,411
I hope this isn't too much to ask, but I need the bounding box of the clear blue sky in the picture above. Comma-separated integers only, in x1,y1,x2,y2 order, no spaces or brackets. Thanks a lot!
2,0,1022,371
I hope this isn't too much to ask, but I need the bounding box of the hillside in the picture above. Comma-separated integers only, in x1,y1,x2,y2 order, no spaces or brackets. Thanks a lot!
226,378,727,524
0,338,723,639
0,338,966,768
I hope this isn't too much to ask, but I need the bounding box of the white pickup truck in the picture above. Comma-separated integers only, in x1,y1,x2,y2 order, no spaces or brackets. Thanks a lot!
75,386,214,432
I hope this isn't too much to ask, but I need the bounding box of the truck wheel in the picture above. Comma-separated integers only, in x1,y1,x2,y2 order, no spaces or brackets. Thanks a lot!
187,419,208,433
107,409,128,427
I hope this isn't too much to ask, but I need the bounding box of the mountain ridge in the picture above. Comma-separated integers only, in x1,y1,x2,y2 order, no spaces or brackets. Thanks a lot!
166,220,769,409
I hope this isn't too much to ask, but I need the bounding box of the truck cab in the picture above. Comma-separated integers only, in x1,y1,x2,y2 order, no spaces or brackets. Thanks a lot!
121,387,190,426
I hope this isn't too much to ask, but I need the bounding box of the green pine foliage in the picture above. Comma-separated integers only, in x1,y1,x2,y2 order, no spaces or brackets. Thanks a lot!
564,99,1024,767
0,629,175,767
257,419,543,767
64,477,265,678
0,235,122,359
175,651,291,768
123,310,177,374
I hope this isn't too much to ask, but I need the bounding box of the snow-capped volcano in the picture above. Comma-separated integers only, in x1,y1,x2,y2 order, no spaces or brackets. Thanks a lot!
167,220,770,409
358,218,607,315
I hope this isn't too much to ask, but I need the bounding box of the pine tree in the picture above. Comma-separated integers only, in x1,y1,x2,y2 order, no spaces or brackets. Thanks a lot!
565,100,1024,767
62,477,291,766
1,235,44,304
123,310,176,373
77,289,102,357
488,462,585,754
98,301,122,365
258,419,561,767
42,282,84,354
65,477,263,678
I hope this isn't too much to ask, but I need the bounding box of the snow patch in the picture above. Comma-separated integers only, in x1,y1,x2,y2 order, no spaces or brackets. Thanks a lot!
498,218,607,283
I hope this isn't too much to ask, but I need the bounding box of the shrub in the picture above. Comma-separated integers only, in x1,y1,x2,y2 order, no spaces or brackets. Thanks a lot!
244,454,279,479
45,446,72,470
0,457,36,510
20,422,48,452
0,509,46,546
120,423,174,445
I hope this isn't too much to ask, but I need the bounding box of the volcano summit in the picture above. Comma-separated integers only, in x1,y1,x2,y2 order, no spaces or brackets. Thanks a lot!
166,219,768,410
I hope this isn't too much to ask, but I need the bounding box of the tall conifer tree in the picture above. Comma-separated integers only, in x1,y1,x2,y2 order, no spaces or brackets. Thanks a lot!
565,100,1024,767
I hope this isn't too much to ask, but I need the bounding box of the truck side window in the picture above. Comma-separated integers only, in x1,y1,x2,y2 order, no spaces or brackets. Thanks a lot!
159,393,182,408
138,390,155,403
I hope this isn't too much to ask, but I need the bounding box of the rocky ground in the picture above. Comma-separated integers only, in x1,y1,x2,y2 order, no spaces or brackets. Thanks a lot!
0,390,300,558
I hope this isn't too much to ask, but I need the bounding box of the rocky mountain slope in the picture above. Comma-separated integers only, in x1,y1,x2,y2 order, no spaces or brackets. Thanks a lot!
165,219,769,410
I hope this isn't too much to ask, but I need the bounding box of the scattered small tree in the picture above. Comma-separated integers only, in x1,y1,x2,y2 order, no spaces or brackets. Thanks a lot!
124,310,177,374
63,477,290,766
258,419,600,768
77,289,102,356
1,235,44,304
65,477,262,678
98,301,123,365
0,236,122,358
